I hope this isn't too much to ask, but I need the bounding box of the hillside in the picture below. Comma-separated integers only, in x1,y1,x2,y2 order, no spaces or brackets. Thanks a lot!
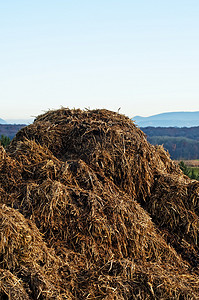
0,108,199,299
142,126,199,160
0,124,26,139
142,126,199,140
133,111,199,127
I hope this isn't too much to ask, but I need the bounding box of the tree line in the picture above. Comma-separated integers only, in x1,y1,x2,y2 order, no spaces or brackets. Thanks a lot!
147,136,199,160
141,127,199,160
141,126,199,140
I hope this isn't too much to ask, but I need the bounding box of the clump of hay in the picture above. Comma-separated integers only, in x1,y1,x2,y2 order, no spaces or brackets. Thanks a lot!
0,107,198,299
0,204,71,299
0,146,22,206
0,269,30,300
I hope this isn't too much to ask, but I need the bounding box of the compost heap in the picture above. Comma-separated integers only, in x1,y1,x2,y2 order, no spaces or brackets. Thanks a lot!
0,108,199,300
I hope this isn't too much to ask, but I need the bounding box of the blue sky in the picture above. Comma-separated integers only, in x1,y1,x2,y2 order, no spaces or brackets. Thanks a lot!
0,0,199,119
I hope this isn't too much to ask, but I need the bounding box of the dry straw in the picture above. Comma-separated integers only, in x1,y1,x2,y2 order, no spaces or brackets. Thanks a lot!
0,108,198,299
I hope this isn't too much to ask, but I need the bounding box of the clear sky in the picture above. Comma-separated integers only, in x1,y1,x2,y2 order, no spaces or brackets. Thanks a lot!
1,0,199,119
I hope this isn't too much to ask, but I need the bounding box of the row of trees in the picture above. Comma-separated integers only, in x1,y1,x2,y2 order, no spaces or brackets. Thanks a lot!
142,126,199,140
147,136,199,160
0,124,25,139
142,126,199,160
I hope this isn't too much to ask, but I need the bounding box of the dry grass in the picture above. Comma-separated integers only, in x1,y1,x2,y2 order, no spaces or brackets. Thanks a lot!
0,108,198,299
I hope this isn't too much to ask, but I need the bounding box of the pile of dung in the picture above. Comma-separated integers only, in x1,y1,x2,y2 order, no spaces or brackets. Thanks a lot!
0,108,199,299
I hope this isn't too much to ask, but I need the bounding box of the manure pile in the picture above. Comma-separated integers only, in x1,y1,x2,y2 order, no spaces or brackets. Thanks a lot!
0,108,199,299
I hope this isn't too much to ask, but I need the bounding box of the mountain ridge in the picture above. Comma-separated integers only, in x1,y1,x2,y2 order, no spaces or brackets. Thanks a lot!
133,111,199,127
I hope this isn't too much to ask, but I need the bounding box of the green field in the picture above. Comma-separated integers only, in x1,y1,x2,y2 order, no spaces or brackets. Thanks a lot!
184,166,199,180
177,160,199,180
189,167,199,178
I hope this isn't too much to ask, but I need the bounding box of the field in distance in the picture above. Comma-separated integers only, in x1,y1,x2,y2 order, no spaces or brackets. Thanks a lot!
176,160,199,167
175,159,199,179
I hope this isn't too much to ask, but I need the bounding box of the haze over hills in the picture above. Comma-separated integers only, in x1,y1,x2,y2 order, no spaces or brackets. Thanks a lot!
5,118,34,124
0,118,7,124
0,118,34,125
133,111,199,127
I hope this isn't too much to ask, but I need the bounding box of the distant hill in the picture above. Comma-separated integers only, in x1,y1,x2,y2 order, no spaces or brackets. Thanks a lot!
0,118,7,124
5,118,34,124
0,124,26,139
141,126,199,140
133,111,199,127
141,126,199,160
